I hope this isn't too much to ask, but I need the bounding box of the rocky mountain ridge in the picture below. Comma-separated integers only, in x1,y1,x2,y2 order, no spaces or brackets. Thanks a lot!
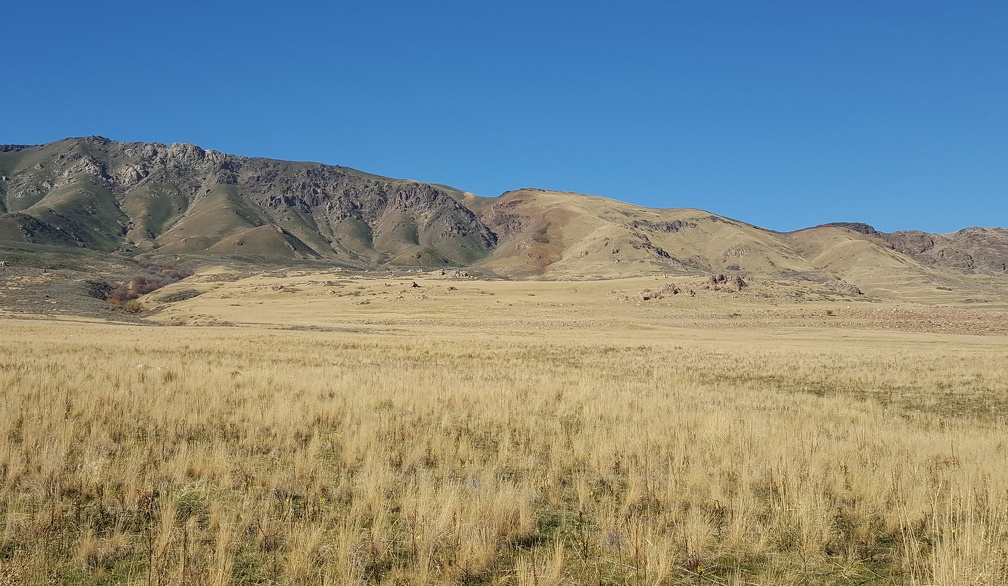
1,138,1006,292
0,137,495,266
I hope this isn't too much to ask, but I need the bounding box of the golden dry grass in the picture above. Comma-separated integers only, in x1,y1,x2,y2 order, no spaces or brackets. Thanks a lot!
1,270,1007,585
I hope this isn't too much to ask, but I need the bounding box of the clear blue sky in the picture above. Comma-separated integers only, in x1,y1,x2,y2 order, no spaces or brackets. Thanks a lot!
5,1,1006,232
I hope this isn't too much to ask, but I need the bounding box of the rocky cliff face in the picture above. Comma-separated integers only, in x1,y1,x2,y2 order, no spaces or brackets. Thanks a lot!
0,137,497,265
885,228,1008,274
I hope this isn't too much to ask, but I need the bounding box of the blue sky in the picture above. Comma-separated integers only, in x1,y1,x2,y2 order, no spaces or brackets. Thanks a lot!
5,1,1006,232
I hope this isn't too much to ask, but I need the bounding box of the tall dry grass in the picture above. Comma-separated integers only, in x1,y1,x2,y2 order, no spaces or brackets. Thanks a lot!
0,317,1005,585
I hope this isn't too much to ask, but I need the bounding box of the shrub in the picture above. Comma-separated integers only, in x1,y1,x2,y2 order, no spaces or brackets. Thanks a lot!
104,262,194,304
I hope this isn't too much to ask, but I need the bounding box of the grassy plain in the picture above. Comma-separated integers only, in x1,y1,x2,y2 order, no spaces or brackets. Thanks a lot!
1,269,1007,585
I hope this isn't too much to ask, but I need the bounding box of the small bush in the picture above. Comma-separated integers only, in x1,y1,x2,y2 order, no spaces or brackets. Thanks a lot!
104,262,193,304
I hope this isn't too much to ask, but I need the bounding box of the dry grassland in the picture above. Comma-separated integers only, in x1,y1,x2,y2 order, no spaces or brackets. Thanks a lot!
1,271,1007,585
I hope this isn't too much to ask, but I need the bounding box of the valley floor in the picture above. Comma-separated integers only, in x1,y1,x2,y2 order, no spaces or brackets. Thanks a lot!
1,268,1007,584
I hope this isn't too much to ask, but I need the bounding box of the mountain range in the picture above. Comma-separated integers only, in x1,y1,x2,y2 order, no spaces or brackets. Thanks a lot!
1,137,1006,297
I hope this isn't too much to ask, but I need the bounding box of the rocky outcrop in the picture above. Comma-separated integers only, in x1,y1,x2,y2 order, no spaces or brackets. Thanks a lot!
706,273,746,291
829,279,863,296
627,219,698,233
486,198,526,236
820,222,883,238
884,228,1008,274
638,282,682,301
885,230,939,256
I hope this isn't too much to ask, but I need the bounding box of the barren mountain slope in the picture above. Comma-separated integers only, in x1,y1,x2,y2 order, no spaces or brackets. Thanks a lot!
885,227,1008,274
467,189,820,278
786,225,1006,303
0,138,496,266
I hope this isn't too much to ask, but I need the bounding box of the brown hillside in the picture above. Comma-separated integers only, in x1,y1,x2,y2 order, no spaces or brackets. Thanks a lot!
470,189,816,278
787,225,1006,304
